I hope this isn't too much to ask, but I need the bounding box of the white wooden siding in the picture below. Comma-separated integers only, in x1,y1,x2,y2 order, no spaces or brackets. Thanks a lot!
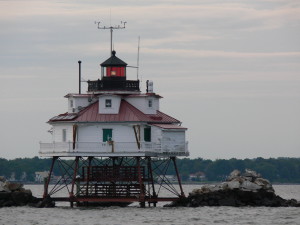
68,97,92,113
150,126,162,143
98,95,121,114
53,124,73,142
161,130,186,152
77,124,138,143
125,96,159,114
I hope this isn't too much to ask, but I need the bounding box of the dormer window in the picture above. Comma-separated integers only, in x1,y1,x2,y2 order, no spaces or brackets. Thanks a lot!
148,99,153,108
105,99,112,108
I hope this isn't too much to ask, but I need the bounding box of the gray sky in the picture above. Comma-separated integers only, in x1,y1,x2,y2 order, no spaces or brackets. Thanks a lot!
1,0,299,160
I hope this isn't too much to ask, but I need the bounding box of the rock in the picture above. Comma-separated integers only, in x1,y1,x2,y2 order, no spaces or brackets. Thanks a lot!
11,191,32,206
0,192,11,201
220,182,228,190
227,181,240,190
0,181,43,208
189,188,202,196
227,170,241,181
165,169,300,208
0,181,10,192
34,196,55,208
244,169,261,179
240,180,262,192
22,189,33,195
0,181,5,192
254,178,274,192
200,185,213,193
2,200,15,207
286,199,300,207
218,197,236,206
4,181,23,192
0,199,5,207
0,176,5,182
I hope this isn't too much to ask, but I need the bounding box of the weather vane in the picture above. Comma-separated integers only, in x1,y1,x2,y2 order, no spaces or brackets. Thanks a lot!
95,21,127,56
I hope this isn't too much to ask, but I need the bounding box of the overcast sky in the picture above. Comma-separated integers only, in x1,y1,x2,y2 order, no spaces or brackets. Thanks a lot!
1,0,299,160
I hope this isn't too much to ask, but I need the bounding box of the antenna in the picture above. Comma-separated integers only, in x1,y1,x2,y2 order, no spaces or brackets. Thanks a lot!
95,21,127,56
137,36,140,80
78,60,81,94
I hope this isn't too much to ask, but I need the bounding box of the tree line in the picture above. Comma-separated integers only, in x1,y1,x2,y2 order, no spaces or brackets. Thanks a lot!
174,157,300,183
0,157,299,183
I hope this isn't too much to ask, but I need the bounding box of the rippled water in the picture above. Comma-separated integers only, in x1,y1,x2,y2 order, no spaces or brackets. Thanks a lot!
0,185,299,225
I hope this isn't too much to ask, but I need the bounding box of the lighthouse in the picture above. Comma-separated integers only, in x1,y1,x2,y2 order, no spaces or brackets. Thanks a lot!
39,25,189,207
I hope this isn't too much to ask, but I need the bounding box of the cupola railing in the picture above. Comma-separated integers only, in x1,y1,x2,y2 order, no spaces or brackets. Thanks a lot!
88,79,140,92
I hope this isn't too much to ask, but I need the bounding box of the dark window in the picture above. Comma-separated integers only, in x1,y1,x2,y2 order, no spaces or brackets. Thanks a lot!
148,100,153,108
103,129,113,142
105,99,112,108
62,129,67,142
144,127,151,142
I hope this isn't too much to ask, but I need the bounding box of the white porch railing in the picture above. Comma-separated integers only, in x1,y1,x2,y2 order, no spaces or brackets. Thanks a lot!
39,141,189,155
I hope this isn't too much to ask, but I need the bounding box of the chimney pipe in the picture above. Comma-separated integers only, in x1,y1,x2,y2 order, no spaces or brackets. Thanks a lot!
78,60,81,94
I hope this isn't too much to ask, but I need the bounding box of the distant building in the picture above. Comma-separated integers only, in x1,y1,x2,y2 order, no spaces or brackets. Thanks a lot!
189,172,206,181
9,172,16,181
156,175,177,183
35,171,49,183
20,172,27,181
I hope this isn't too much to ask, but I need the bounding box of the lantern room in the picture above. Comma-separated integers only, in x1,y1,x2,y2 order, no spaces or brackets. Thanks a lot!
100,50,127,79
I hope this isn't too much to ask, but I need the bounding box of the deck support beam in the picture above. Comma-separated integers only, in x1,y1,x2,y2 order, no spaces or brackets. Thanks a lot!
136,157,145,207
172,157,185,198
43,156,57,198
70,156,80,207
147,156,157,207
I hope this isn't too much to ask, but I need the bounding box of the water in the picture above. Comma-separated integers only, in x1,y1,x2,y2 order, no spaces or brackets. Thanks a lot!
0,185,299,225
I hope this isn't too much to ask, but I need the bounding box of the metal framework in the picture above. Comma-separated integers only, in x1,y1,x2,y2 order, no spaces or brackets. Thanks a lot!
43,156,185,207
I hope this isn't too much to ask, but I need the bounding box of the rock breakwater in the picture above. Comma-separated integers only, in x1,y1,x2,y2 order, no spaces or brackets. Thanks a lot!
0,176,54,208
166,169,300,207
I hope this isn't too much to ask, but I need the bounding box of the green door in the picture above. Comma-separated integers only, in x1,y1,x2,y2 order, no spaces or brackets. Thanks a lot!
144,127,151,142
103,129,112,142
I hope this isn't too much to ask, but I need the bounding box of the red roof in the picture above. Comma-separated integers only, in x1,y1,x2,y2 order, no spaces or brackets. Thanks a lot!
49,100,180,124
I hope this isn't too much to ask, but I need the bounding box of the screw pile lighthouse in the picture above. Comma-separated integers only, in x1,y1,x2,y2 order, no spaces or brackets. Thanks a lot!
40,23,189,207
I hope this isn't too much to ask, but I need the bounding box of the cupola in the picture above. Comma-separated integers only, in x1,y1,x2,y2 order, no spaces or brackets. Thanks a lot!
88,50,139,93
100,50,127,79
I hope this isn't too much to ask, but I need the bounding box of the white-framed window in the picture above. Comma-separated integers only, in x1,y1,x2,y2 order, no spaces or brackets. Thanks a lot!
148,99,153,108
62,129,67,142
105,99,112,108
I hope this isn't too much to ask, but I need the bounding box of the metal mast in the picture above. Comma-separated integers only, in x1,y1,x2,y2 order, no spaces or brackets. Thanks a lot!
95,21,127,55
137,36,140,80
